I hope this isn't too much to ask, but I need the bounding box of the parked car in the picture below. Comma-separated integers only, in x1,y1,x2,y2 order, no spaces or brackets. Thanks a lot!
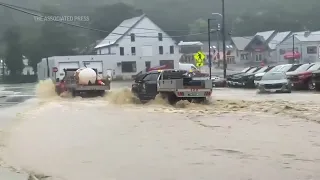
211,76,226,87
226,66,255,82
312,70,320,91
254,64,301,86
227,66,261,87
286,63,320,90
257,71,291,93
229,66,274,88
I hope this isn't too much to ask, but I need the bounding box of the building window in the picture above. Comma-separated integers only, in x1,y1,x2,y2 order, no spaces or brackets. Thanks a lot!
159,46,163,54
131,47,136,55
307,46,317,54
158,33,163,41
170,46,174,54
121,61,136,73
240,53,249,60
130,33,135,42
120,47,124,56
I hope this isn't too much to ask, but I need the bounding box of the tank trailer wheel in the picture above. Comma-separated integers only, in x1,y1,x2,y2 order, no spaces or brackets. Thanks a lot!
99,90,106,97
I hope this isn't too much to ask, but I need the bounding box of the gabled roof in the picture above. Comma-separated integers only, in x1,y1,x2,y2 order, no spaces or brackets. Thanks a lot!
95,14,146,49
295,34,320,42
243,30,276,50
311,31,320,35
255,30,275,41
268,31,291,49
230,36,252,50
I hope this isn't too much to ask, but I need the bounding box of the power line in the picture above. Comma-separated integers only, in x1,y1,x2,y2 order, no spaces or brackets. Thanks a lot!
0,1,194,37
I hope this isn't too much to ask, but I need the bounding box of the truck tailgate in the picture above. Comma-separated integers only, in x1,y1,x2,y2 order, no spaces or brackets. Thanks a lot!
175,88,212,97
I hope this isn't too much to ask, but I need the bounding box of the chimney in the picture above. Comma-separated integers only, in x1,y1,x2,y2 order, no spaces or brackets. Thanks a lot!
304,31,311,37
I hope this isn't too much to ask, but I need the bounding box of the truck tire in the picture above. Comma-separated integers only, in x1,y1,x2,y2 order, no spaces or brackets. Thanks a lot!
315,83,320,91
71,90,76,97
167,93,178,105
55,86,61,95
99,90,105,97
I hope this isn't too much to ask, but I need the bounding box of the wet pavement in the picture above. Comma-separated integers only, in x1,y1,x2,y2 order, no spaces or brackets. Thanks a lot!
0,80,320,180
0,83,36,108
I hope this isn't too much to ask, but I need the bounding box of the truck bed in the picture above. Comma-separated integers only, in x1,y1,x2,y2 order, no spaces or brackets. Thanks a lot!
63,72,110,91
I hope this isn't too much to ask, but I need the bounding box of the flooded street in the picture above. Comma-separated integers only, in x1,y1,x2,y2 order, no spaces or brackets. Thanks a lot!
1,81,320,180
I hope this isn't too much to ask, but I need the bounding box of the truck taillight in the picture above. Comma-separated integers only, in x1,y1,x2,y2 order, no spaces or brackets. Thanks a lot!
177,92,184,96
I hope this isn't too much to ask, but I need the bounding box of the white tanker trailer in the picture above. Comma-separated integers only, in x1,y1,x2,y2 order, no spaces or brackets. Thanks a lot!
55,67,110,97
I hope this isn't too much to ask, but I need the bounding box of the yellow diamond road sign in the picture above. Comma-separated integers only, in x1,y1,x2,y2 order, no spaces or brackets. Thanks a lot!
194,51,205,67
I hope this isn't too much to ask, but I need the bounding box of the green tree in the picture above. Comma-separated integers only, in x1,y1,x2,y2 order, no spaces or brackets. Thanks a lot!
4,26,23,76
89,3,142,39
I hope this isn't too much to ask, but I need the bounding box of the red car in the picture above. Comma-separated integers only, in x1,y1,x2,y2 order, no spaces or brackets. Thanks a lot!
286,63,320,90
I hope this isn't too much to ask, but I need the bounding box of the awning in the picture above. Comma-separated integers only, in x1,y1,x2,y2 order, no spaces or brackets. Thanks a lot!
284,51,301,59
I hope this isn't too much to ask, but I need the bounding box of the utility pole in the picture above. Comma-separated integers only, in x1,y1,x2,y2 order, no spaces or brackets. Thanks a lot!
292,34,295,64
216,24,220,67
221,0,227,78
0,60,4,80
207,19,212,78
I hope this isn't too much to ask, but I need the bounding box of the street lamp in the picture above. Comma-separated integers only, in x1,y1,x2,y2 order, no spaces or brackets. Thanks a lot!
212,13,222,18
212,9,227,79
212,13,222,68
207,19,219,77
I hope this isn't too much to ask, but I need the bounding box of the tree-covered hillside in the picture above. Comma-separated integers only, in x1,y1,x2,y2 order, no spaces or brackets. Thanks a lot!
0,0,320,75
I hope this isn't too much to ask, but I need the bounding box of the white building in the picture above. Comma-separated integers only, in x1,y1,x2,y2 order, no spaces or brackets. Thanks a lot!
94,14,180,78
276,31,320,64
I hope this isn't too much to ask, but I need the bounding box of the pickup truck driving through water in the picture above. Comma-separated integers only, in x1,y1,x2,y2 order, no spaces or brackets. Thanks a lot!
131,69,212,104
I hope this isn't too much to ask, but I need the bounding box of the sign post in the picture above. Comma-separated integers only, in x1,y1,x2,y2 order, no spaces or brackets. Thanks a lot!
193,51,205,70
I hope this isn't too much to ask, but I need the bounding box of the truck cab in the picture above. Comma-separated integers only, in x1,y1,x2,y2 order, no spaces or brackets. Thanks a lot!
131,70,160,101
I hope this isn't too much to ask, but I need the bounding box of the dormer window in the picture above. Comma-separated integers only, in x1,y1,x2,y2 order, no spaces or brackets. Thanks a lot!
158,33,163,41
130,33,135,42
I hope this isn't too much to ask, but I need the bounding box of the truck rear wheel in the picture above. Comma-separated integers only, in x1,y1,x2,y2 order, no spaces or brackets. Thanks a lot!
99,90,105,97
55,86,61,96
71,90,77,97
167,93,178,105
315,83,320,91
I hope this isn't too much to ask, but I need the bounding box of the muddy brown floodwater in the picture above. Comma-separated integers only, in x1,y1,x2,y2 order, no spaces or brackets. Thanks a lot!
1,80,320,180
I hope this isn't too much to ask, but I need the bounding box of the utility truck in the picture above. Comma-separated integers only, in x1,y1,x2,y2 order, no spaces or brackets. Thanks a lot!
55,68,110,97
131,69,212,104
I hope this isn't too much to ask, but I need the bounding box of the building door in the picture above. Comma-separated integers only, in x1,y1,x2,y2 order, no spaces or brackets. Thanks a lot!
160,60,174,69
255,54,262,62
